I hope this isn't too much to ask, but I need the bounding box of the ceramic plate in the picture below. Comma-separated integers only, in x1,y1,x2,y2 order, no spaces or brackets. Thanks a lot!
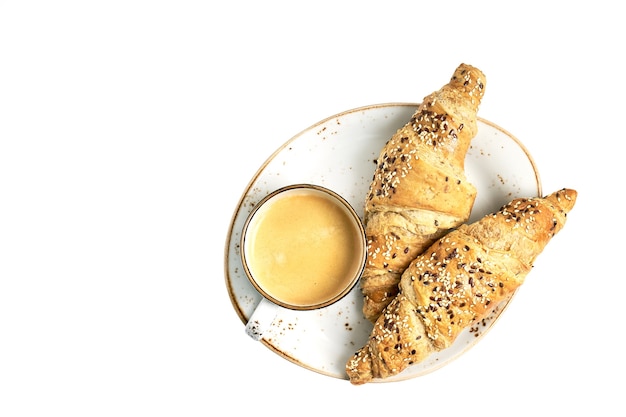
224,103,541,382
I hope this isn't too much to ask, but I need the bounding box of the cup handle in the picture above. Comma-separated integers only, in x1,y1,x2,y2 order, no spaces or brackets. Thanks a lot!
245,298,279,341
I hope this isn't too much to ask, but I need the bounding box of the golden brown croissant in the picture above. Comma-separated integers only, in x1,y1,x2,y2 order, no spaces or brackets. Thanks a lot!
361,63,486,322
347,188,577,385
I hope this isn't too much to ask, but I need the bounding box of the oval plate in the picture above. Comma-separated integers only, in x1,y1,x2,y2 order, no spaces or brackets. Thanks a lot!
224,103,541,382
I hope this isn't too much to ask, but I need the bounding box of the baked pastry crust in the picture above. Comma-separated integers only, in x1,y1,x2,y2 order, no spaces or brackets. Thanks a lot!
347,189,577,385
361,63,485,322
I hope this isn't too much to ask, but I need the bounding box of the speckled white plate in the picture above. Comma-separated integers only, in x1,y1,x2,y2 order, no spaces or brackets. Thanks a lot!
224,103,541,382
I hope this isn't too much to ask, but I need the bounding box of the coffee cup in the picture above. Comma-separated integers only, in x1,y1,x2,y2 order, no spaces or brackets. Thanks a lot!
241,184,366,340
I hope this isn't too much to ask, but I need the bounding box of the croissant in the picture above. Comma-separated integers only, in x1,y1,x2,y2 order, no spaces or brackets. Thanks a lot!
347,188,577,385
361,63,486,322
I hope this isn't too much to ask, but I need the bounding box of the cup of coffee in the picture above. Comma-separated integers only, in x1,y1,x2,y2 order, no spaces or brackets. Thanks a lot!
241,184,367,340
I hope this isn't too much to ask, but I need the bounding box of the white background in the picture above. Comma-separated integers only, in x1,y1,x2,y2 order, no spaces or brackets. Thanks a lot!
1,1,622,415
